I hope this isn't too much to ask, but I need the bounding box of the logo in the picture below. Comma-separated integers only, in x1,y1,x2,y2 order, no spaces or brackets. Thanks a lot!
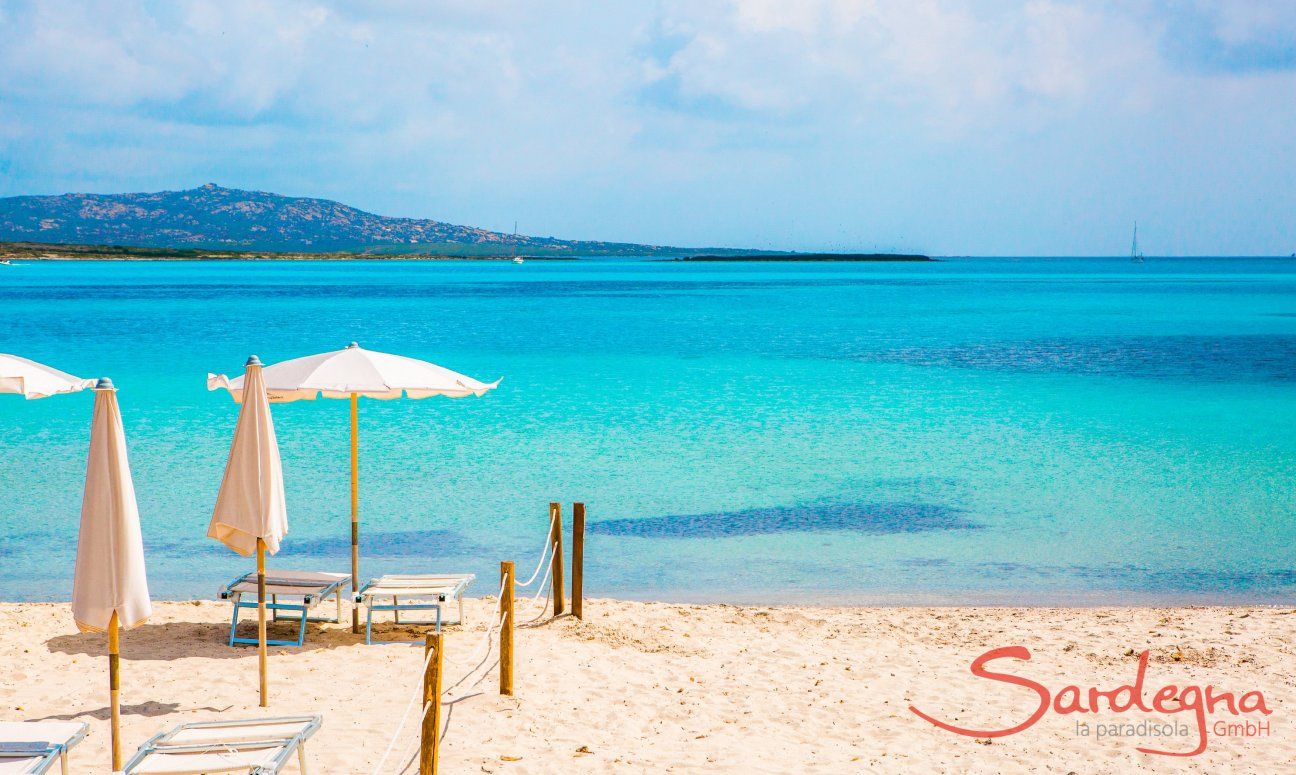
909,646,1271,756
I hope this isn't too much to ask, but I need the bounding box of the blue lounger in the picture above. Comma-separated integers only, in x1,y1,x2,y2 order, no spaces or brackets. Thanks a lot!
219,570,350,647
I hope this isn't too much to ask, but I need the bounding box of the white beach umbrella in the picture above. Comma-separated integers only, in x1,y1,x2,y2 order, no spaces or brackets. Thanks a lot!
208,342,499,631
0,352,96,398
209,356,287,707
71,377,151,772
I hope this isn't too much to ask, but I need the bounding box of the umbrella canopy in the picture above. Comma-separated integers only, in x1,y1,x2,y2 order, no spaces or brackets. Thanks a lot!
208,356,287,708
209,356,289,556
207,342,500,401
208,342,499,633
70,377,150,771
71,378,151,633
0,353,96,399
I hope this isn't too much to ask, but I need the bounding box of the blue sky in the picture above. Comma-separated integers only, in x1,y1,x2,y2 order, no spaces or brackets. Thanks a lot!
1,0,1294,255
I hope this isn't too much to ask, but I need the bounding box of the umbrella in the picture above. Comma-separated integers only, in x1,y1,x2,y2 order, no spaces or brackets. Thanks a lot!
209,356,287,707
208,342,499,631
71,377,151,772
0,352,96,398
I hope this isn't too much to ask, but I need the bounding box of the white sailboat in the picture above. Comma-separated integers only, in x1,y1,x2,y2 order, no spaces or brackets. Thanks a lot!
1130,222,1145,263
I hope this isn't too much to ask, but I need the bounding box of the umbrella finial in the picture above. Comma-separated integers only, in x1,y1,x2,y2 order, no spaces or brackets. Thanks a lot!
246,355,262,367
347,342,359,349
94,377,115,391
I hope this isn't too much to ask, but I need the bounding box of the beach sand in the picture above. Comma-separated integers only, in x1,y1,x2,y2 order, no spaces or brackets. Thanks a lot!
2,600,1292,773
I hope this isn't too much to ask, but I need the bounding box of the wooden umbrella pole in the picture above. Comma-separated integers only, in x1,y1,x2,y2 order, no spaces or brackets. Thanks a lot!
257,537,268,707
108,610,122,771
350,392,360,633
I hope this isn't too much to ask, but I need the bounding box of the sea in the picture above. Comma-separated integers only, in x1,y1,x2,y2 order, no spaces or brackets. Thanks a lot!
2,257,1294,604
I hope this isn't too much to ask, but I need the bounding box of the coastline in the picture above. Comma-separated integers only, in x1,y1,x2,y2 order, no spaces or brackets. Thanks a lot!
4,598,1290,773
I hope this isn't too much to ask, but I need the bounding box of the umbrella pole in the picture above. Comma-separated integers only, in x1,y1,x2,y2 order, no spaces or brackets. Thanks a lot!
257,537,268,707
108,610,121,771
350,392,360,633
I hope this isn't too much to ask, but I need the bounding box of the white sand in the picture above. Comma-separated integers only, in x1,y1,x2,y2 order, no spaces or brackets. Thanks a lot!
1,600,1292,773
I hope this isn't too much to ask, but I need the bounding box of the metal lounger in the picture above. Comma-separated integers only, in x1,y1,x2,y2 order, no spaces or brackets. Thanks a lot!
219,571,350,647
355,573,475,645
0,721,88,775
122,715,322,775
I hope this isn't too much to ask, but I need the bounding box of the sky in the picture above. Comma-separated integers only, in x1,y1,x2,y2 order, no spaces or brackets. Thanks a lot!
1,0,1294,255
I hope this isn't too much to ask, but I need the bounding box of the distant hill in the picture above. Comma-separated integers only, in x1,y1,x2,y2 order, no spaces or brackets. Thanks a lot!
0,183,742,257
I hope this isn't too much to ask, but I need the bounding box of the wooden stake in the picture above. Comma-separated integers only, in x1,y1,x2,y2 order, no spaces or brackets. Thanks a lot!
421,633,443,775
350,392,360,633
500,561,514,696
257,537,268,707
550,502,565,616
572,503,585,620
108,610,121,771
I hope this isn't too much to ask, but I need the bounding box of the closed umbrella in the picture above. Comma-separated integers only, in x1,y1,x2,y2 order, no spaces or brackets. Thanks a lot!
209,356,288,707
208,343,498,632
71,378,151,772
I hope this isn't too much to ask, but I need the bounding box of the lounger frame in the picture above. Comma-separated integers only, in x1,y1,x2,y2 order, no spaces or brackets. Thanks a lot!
355,574,474,645
0,721,87,775
219,572,349,647
121,714,322,775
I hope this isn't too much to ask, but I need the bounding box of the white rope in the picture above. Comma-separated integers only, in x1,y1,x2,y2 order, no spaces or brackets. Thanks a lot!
370,645,437,775
515,509,558,588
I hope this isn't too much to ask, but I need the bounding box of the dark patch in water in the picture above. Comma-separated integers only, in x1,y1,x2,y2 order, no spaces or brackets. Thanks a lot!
588,502,978,539
860,335,1296,383
283,529,487,558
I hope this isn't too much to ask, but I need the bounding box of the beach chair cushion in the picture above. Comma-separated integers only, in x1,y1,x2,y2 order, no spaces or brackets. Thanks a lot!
225,570,349,600
125,716,320,775
0,722,87,775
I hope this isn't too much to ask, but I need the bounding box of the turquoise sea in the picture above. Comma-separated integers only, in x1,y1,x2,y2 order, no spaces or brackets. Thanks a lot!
2,257,1294,604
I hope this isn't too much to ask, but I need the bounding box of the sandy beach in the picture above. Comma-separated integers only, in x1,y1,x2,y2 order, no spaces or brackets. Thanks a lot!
2,599,1291,773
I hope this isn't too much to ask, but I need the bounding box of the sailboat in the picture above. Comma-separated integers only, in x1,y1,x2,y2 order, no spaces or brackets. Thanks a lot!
1130,222,1145,263
511,221,524,264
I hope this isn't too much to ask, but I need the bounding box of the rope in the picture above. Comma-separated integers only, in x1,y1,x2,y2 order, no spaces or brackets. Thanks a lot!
370,645,437,775
515,508,558,588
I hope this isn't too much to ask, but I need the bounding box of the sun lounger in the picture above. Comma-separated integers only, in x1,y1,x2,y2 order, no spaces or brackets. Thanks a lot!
219,570,350,647
122,715,321,775
355,573,475,645
0,720,88,775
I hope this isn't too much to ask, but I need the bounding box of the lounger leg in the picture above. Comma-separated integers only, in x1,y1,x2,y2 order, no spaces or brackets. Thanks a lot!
298,742,309,775
336,590,342,623
365,604,374,645
458,595,465,626
436,605,442,633
272,593,279,622
393,596,400,624
228,596,241,647
297,607,308,647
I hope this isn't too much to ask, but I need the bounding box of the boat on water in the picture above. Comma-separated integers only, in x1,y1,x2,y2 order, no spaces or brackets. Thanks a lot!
0,259,11,266
513,256,524,264
1130,222,1145,263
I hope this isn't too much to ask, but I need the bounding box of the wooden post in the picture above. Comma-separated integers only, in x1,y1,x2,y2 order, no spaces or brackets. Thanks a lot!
549,502,565,616
108,610,121,771
500,561,514,696
420,633,443,775
572,503,585,620
350,392,360,633
257,537,268,707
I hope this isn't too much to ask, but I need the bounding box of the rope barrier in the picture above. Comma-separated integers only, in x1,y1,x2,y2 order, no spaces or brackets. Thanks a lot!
370,644,438,775
371,513,558,773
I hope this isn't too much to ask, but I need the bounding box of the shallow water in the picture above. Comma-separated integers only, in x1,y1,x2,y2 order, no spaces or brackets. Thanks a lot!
2,257,1294,604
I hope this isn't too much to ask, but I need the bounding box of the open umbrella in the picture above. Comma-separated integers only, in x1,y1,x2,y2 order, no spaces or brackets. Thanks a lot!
71,378,151,772
208,342,498,631
209,356,288,707
0,352,95,398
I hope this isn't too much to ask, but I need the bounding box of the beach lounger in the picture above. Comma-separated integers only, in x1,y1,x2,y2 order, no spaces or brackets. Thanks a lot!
0,721,87,775
219,571,349,647
122,715,321,775
355,573,475,645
